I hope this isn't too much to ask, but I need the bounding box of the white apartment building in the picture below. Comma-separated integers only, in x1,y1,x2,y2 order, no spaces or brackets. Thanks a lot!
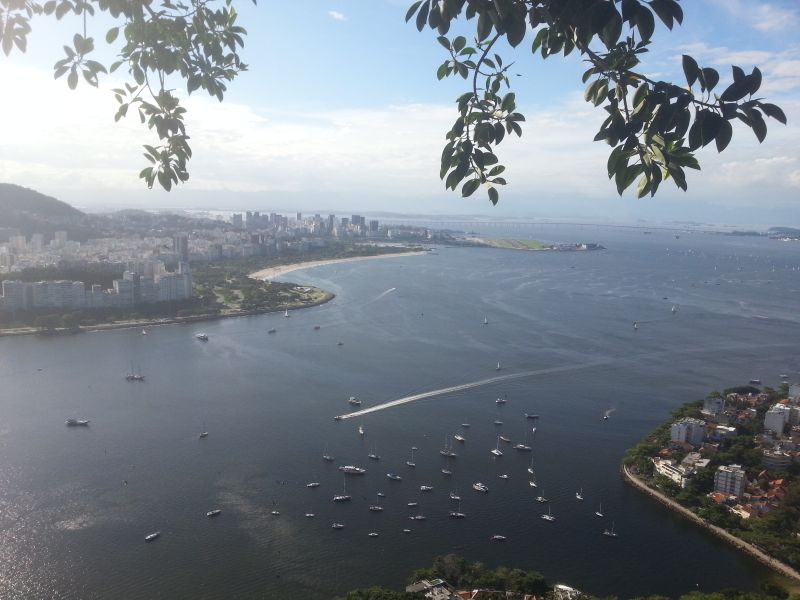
764,404,793,435
714,464,746,499
670,417,706,446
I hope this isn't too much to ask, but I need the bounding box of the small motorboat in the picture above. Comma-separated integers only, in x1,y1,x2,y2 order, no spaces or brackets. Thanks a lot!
307,482,320,488
270,511,280,516
331,523,344,530
419,485,433,492
206,509,222,517
368,532,379,537
490,534,506,541
472,482,489,493
498,474,509,480
65,419,90,426
145,531,161,542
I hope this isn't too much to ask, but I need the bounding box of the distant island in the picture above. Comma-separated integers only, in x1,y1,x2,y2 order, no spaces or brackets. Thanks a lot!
623,383,800,583
465,237,605,251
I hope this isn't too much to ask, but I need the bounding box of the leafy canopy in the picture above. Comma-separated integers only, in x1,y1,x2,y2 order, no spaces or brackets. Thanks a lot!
406,0,787,203
0,0,787,201
1,0,249,190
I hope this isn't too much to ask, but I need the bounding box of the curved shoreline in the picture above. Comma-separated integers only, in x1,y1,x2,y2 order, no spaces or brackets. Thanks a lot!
622,465,800,584
248,250,428,281
0,250,425,338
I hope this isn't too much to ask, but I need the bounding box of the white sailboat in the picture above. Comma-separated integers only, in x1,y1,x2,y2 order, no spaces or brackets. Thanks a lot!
483,316,488,325
449,500,466,519
527,456,535,476
367,443,380,460
284,309,290,318
358,423,365,436
406,447,416,467
333,477,351,502
602,521,618,538
322,444,335,462
595,502,604,517
576,488,584,501
513,426,532,451
495,361,502,371
490,436,503,457
369,492,384,512
541,506,555,522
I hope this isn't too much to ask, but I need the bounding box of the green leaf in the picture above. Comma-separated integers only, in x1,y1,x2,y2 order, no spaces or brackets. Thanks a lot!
715,119,733,152
636,173,651,198
67,68,78,89
487,186,499,205
405,1,422,23
759,103,787,125
105,27,119,44
416,1,429,32
682,55,699,87
462,179,480,197
700,67,718,92
436,35,450,50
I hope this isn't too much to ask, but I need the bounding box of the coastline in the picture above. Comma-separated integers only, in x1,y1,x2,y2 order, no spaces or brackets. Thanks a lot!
622,465,800,585
0,249,425,338
248,250,428,281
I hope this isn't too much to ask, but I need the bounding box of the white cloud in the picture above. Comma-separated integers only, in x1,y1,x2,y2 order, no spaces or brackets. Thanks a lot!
0,62,798,216
705,0,800,32
327,10,347,22
674,42,800,96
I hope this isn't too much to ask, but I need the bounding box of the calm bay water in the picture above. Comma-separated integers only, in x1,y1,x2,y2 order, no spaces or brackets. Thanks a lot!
1,225,799,599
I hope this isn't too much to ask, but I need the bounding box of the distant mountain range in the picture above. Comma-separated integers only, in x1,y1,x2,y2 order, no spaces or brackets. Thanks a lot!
0,183,98,241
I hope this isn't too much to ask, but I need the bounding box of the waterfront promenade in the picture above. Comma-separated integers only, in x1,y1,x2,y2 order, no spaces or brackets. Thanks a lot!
622,465,800,585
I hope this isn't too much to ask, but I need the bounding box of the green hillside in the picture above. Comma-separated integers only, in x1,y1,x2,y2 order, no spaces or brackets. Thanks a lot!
0,183,96,241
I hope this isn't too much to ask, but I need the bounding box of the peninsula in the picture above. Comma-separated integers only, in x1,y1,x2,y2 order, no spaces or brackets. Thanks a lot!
623,383,800,583
464,237,605,251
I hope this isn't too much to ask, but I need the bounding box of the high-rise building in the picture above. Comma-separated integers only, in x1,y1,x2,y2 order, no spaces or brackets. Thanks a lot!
764,404,792,435
369,220,379,232
232,213,243,229
173,233,189,262
714,464,746,498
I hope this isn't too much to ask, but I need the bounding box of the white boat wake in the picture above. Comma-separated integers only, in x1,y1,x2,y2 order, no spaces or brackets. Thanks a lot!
374,287,397,300
336,359,611,420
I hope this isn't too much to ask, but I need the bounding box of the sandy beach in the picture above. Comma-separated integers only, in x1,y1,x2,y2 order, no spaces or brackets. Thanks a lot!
248,250,427,281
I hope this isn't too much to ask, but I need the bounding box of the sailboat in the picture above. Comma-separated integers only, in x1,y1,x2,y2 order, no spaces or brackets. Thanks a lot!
602,521,618,538
369,492,384,512
527,456,535,476
490,436,503,457
322,445,335,462
199,422,209,439
125,362,145,381
367,443,380,460
333,477,351,502
406,447,416,467
141,329,147,335
576,488,584,501
358,423,365,436
284,309,290,318
449,500,466,519
513,426,532,451
671,304,678,314
441,455,453,476
439,436,457,457
495,361,502,371
483,316,488,325
595,502,604,517
541,506,555,522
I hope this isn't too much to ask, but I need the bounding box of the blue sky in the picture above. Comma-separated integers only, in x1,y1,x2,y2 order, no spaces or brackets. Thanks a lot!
0,0,798,226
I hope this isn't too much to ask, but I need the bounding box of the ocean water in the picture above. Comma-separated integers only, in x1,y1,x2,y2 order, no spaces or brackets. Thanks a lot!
1,225,799,599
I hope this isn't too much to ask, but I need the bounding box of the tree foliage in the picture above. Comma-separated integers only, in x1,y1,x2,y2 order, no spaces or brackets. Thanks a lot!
406,0,787,204
1,0,787,199
1,0,249,190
